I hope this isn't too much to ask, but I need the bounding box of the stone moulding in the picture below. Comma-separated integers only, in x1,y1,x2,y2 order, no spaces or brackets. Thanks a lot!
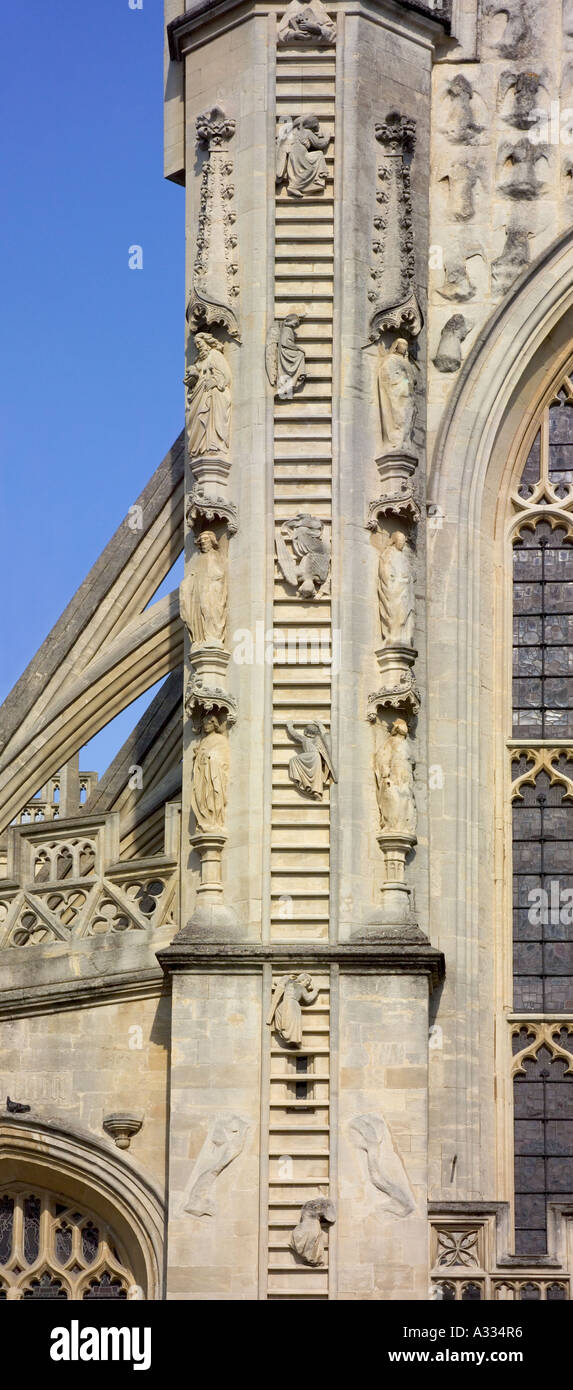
369,112,423,343
186,106,240,342
367,452,420,529
186,486,238,536
184,677,238,726
156,942,445,989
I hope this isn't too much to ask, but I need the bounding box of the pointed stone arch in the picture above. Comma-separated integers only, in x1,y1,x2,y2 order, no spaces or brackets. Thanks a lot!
427,228,573,1205
0,1116,164,1297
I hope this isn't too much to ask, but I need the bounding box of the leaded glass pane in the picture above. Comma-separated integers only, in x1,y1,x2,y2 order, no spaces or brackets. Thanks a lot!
0,1196,14,1266
513,1048,573,1255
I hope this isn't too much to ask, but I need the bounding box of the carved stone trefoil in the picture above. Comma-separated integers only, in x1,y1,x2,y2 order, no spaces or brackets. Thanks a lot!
290,1198,336,1266
275,513,330,598
369,112,423,342
277,0,335,46
187,106,240,341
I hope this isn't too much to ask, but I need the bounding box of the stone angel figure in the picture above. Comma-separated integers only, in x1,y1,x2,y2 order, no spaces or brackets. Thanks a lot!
276,113,330,198
276,513,330,599
267,972,318,1047
185,332,232,458
290,1198,336,1266
286,720,336,800
266,315,306,397
184,1114,250,1217
349,1114,416,1217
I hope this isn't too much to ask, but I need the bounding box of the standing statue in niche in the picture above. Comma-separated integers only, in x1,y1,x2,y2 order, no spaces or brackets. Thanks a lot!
266,314,307,397
290,1198,336,1266
276,114,330,198
375,718,416,836
191,710,230,832
185,333,232,458
267,972,318,1047
287,721,336,800
377,339,418,451
179,531,228,647
378,530,415,648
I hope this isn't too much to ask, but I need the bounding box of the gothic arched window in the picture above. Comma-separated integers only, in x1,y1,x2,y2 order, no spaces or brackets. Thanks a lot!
0,1186,135,1300
510,376,573,1257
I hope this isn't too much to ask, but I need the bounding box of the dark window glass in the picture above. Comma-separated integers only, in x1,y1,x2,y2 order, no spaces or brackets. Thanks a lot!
0,1196,14,1266
23,1196,41,1266
513,1041,573,1255
82,1271,127,1300
513,523,573,739
512,763,573,1011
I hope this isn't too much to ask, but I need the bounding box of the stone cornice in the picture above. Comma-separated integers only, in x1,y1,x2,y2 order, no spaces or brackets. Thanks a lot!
167,0,449,59
0,967,168,1022
157,939,445,987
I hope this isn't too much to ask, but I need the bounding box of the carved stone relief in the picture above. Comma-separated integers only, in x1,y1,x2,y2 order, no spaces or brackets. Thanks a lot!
267,972,318,1047
440,160,483,222
275,513,330,598
286,721,336,800
184,1114,249,1217
369,112,422,342
437,243,485,303
433,314,473,374
491,223,532,295
277,0,335,45
440,75,484,145
497,138,548,200
289,1198,336,1265
276,114,330,197
486,0,533,59
374,717,416,838
349,1113,416,1217
377,339,418,451
187,106,239,340
190,709,230,833
499,70,547,130
266,314,307,396
179,530,228,648
185,333,232,461
186,486,238,537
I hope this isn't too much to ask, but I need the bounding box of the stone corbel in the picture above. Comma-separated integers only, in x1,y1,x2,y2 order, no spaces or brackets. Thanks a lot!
367,650,420,721
185,677,238,727
367,453,420,529
186,485,238,537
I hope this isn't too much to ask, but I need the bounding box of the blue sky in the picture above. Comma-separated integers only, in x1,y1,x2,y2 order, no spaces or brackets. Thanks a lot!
0,0,184,779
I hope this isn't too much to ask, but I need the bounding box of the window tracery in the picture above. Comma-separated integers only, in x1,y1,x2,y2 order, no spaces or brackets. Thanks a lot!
0,1187,134,1300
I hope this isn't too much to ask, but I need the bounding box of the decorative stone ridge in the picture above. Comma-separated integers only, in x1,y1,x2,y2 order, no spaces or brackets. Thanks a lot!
156,940,445,989
369,112,423,342
167,0,450,60
186,106,240,341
